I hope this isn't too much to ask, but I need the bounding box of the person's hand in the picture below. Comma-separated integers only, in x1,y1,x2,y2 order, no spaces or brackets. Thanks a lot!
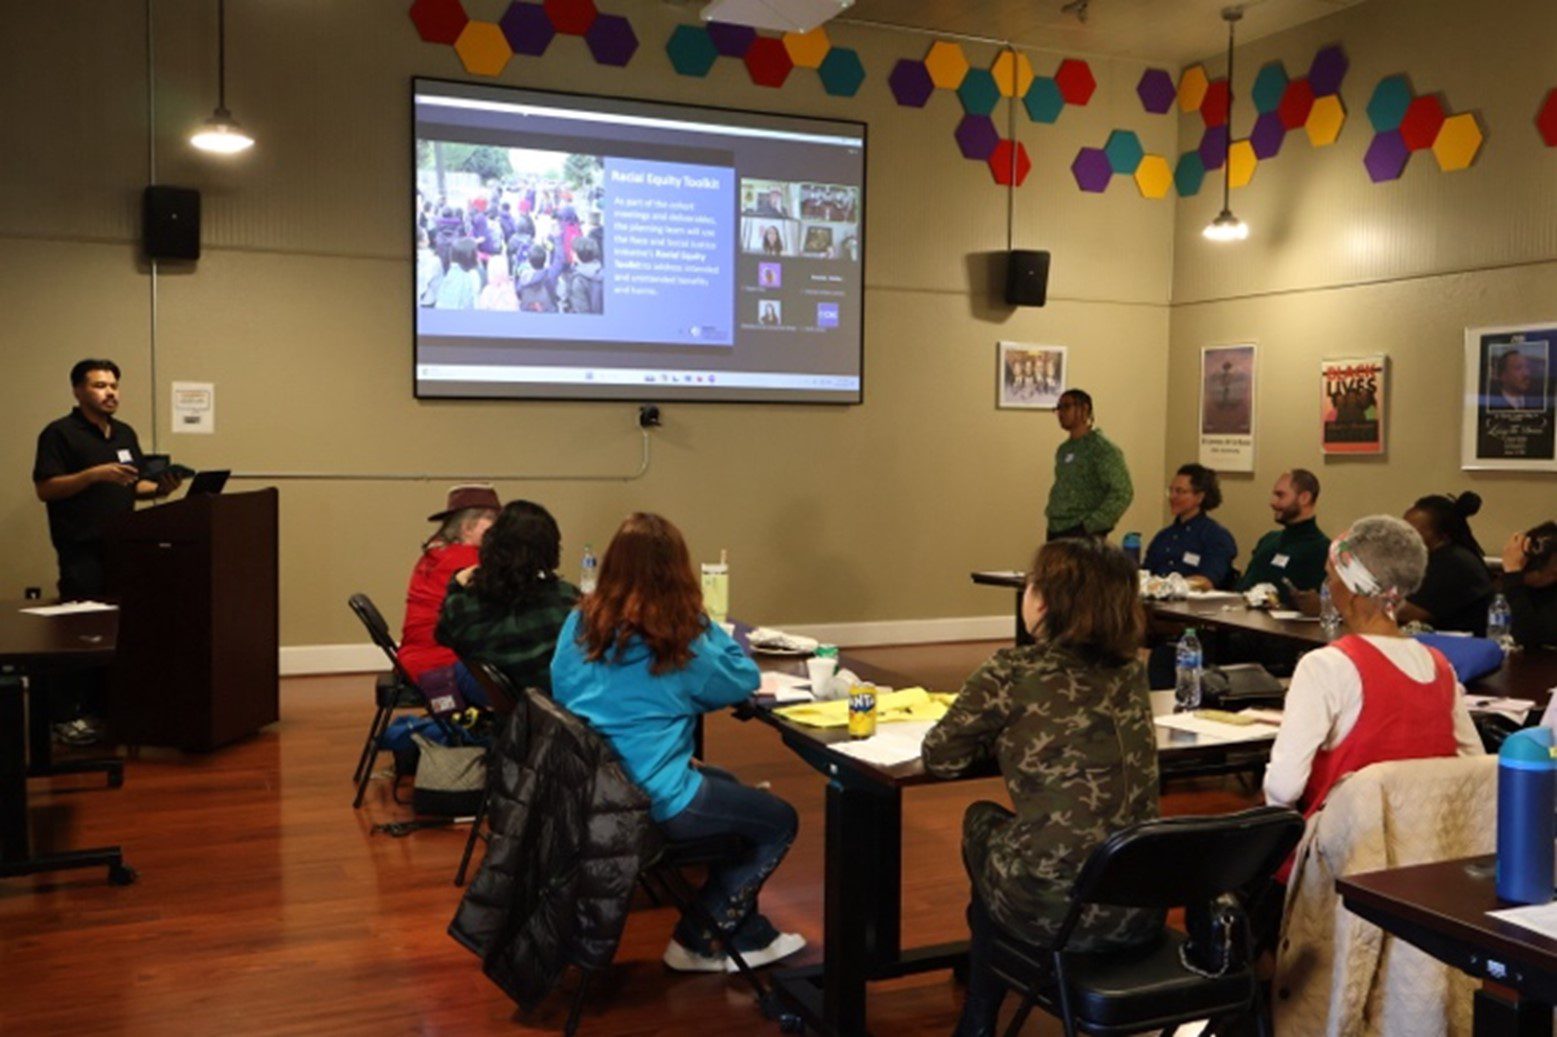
1186,575,1213,592
1290,589,1322,617
1503,531,1530,573
91,462,140,486
155,471,183,497
454,565,478,586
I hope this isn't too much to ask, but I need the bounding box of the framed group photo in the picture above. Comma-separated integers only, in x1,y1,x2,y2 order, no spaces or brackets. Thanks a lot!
997,342,1067,410
1461,323,1557,471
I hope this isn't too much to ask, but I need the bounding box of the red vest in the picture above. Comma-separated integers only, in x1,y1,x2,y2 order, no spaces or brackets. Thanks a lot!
1299,634,1459,818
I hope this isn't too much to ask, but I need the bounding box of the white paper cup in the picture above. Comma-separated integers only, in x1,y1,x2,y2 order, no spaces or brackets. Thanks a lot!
806,656,838,699
717,621,735,637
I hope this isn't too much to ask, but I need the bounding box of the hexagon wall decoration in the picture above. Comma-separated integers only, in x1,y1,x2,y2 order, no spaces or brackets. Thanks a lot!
1227,140,1258,188
456,20,512,76
1071,148,1113,192
989,139,1032,186
782,27,830,69
1360,75,1485,179
955,115,1001,161
1134,155,1172,198
817,47,865,97
1179,65,1209,112
1305,94,1346,147
1023,77,1065,123
1539,89,1557,147
991,50,1035,98
924,40,970,90
1137,68,1175,114
889,59,935,107
411,0,645,74
1433,113,1483,171
665,20,870,95
1174,152,1207,197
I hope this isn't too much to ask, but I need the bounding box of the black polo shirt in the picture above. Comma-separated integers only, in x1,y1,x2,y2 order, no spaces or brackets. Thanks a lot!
32,408,144,548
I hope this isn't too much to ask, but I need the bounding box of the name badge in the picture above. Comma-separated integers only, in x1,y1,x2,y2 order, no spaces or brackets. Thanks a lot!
1063,453,1075,464
1183,552,1201,566
1272,553,1291,569
117,449,133,463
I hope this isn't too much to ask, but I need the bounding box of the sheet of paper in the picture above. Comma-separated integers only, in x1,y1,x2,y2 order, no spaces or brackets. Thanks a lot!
760,671,814,704
172,381,215,434
21,601,118,616
828,720,938,767
1186,590,1242,601
1153,712,1279,743
1489,900,1557,940
1467,696,1537,725
1239,708,1286,726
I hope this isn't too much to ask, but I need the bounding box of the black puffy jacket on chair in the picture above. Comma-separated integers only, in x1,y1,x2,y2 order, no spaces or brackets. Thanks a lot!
448,689,659,1009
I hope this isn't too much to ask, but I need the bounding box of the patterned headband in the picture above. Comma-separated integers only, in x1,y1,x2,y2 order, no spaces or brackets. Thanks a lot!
1329,534,1393,603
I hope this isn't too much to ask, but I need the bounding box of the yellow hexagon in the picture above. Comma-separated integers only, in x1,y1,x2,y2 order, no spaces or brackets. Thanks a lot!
990,50,1035,98
782,27,831,70
1134,154,1173,199
454,21,511,78
1228,139,1258,188
1305,94,1346,147
1179,65,1209,112
1433,112,1484,172
924,40,969,91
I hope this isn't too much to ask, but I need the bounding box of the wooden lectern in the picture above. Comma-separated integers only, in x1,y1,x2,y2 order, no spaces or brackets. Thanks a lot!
105,488,279,751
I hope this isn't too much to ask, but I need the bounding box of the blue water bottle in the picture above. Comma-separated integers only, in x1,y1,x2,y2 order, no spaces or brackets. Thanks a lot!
1496,727,1557,905
1122,532,1142,566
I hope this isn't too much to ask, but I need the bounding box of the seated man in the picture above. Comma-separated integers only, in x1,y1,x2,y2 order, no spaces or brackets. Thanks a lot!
1143,463,1238,589
1237,468,1330,607
1501,521,1557,648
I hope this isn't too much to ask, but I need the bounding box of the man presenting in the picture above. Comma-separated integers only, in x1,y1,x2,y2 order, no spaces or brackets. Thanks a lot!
1237,469,1330,597
1044,389,1133,540
33,359,179,600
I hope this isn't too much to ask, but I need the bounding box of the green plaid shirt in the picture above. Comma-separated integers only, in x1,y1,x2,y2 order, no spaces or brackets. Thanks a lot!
435,576,580,694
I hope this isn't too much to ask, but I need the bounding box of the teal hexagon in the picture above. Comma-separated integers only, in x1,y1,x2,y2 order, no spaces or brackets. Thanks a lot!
1174,151,1206,196
666,24,718,77
1103,129,1144,174
1366,74,1413,133
1251,62,1289,114
1023,76,1064,123
957,67,1000,116
817,46,865,97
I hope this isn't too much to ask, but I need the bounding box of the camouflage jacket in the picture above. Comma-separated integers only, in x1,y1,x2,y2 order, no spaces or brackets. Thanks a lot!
922,642,1162,950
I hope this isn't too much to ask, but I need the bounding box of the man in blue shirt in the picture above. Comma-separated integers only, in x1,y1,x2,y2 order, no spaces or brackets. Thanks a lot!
1143,463,1238,589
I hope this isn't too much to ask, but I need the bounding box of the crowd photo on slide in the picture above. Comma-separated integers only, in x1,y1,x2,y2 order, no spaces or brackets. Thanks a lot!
415,141,607,316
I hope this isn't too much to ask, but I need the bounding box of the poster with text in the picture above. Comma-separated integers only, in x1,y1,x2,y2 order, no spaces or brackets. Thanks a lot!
1462,324,1557,471
1320,356,1386,454
1199,344,1256,472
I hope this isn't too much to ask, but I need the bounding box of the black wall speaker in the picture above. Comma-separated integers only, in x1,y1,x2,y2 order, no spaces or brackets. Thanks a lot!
1005,248,1050,307
142,186,201,261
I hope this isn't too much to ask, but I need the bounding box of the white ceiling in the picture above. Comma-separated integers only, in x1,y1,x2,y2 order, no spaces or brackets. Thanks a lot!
837,0,1366,65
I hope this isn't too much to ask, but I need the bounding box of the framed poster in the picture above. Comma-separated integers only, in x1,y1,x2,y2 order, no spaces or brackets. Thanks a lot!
1461,324,1557,471
1320,356,1386,454
1199,343,1256,472
997,342,1067,410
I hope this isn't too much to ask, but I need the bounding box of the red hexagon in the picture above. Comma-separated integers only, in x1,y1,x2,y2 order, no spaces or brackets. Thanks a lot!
1400,94,1446,151
744,36,793,88
1054,59,1095,105
410,0,468,44
1540,89,1557,147
988,139,1031,186
543,0,596,35
1200,79,1229,128
1278,77,1315,130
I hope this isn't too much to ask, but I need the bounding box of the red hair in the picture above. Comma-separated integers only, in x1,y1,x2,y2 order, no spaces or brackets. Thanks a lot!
578,513,705,675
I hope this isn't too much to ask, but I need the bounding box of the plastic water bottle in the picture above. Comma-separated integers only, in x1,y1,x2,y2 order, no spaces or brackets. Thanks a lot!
1122,532,1142,567
580,544,598,595
1319,583,1342,639
1488,593,1513,650
1174,628,1203,713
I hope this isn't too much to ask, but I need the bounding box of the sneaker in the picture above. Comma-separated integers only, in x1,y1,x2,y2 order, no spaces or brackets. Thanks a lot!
662,939,730,973
725,931,806,971
54,718,103,747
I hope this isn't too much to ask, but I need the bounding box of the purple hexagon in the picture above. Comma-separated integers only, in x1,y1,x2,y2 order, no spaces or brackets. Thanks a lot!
500,1,556,56
706,20,756,58
1250,111,1287,159
954,115,1000,160
1198,126,1228,171
584,13,636,66
1364,130,1410,182
888,59,934,108
1309,44,1348,98
1136,68,1176,114
1071,147,1113,192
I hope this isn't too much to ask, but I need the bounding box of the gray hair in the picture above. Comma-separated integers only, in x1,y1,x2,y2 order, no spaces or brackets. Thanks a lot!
1339,514,1429,597
426,507,491,549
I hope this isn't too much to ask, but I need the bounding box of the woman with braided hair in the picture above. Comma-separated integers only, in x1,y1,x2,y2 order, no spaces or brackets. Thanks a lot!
1398,491,1495,634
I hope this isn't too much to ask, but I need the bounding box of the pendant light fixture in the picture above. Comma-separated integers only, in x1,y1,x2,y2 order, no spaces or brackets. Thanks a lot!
1203,6,1247,242
190,0,254,155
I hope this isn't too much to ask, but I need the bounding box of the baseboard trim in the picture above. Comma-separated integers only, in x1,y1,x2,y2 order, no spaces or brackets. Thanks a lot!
278,614,1013,676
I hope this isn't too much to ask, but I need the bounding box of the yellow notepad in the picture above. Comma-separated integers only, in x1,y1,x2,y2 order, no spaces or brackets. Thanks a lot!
775,687,957,728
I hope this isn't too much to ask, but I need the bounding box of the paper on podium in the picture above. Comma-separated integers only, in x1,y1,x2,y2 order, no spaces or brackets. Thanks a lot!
1489,901,1557,940
22,601,118,616
828,720,939,767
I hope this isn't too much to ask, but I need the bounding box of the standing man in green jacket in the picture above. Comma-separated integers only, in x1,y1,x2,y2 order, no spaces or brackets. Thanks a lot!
1045,389,1134,541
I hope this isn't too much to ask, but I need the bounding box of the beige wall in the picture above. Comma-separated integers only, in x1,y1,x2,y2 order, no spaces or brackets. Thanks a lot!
1,1,1173,645
1166,0,1557,561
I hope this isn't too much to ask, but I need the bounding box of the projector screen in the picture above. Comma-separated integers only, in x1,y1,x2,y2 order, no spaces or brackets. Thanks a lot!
413,79,866,404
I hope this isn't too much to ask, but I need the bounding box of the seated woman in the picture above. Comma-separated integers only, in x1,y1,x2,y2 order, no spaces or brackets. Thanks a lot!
923,538,1162,1037
398,485,500,703
1397,492,1494,634
1264,516,1482,834
436,500,579,703
550,512,804,973
1501,521,1557,648
1143,463,1238,589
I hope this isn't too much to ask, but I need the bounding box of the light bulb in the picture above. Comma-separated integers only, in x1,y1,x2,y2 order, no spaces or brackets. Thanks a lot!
190,110,254,155
1202,209,1248,242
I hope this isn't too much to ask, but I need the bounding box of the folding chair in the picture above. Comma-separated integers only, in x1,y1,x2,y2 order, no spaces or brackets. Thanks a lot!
453,660,521,887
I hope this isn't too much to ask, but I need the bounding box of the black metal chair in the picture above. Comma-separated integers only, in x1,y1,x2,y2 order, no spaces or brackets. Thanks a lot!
345,593,454,808
985,805,1304,1037
453,660,521,887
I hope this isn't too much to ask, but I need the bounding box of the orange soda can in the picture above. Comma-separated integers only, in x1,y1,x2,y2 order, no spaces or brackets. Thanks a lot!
848,682,877,739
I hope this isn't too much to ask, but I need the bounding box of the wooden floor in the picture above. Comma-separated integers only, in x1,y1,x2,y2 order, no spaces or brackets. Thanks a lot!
0,641,1258,1036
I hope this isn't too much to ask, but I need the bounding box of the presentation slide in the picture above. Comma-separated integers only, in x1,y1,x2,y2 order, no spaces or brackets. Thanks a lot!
413,79,865,404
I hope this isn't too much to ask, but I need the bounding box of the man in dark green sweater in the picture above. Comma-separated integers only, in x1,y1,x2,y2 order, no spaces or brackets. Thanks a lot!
1044,389,1134,540
1237,468,1330,597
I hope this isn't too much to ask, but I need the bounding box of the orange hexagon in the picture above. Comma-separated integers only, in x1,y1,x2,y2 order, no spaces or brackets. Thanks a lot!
990,50,1035,98
924,40,969,90
1134,154,1173,199
455,21,513,77
1433,112,1484,171
1305,94,1346,147
1228,139,1257,188
782,27,830,70
1179,65,1209,112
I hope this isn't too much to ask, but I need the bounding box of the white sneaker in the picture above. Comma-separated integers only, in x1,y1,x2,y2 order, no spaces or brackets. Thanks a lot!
662,939,730,973
726,931,806,971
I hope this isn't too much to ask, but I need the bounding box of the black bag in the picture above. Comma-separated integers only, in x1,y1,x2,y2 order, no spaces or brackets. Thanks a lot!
410,733,486,817
1200,663,1285,709
1181,893,1249,977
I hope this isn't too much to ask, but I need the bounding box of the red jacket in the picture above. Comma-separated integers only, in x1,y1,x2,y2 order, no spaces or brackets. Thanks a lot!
398,543,479,681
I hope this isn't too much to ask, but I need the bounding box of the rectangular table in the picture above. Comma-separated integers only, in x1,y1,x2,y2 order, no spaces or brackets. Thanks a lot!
1338,856,1557,1035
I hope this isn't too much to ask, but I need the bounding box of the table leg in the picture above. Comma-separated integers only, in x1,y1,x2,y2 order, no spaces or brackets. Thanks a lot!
25,673,123,789
1,677,30,863
1474,986,1553,1037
